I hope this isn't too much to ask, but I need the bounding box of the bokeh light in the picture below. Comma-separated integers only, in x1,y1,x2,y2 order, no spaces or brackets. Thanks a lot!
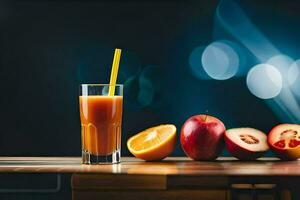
201,41,239,80
216,0,280,62
138,65,159,107
138,77,154,107
215,0,300,122
246,64,282,99
221,40,248,77
288,59,300,97
123,75,140,109
267,54,294,87
188,46,210,80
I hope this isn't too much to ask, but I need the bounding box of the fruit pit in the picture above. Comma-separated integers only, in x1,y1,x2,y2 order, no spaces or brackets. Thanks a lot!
280,129,298,140
239,134,259,144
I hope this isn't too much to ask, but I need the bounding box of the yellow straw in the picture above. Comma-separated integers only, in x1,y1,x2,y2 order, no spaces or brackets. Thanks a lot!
108,48,122,96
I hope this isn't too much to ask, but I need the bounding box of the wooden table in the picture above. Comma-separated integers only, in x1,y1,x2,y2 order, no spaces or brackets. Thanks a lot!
0,157,299,200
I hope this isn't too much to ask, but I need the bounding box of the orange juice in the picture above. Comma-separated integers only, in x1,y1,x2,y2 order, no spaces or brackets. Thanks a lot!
79,96,123,156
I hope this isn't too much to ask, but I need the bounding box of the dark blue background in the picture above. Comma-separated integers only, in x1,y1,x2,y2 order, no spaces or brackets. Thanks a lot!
0,0,299,157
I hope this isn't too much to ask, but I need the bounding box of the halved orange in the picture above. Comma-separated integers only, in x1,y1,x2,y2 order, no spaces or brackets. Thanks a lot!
127,124,176,161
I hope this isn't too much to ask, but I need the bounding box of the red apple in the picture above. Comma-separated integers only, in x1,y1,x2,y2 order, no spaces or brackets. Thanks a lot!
225,128,269,160
268,124,300,160
180,115,226,160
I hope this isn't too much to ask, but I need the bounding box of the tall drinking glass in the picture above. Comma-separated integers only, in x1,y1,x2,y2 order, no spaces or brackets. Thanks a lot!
79,84,123,164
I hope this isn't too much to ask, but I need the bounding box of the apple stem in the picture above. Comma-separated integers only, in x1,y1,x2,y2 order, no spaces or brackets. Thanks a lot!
204,115,208,122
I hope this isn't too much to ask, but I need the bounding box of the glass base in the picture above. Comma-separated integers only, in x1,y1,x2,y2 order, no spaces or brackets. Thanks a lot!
82,149,120,164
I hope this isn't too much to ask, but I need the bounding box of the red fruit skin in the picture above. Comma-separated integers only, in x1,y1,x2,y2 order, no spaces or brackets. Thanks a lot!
180,115,225,160
268,124,300,160
224,133,266,160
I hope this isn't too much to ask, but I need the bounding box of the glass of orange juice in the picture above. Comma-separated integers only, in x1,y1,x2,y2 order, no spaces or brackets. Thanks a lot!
79,84,123,164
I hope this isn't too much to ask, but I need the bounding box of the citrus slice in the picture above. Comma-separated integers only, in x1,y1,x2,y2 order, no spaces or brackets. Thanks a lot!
127,124,176,161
